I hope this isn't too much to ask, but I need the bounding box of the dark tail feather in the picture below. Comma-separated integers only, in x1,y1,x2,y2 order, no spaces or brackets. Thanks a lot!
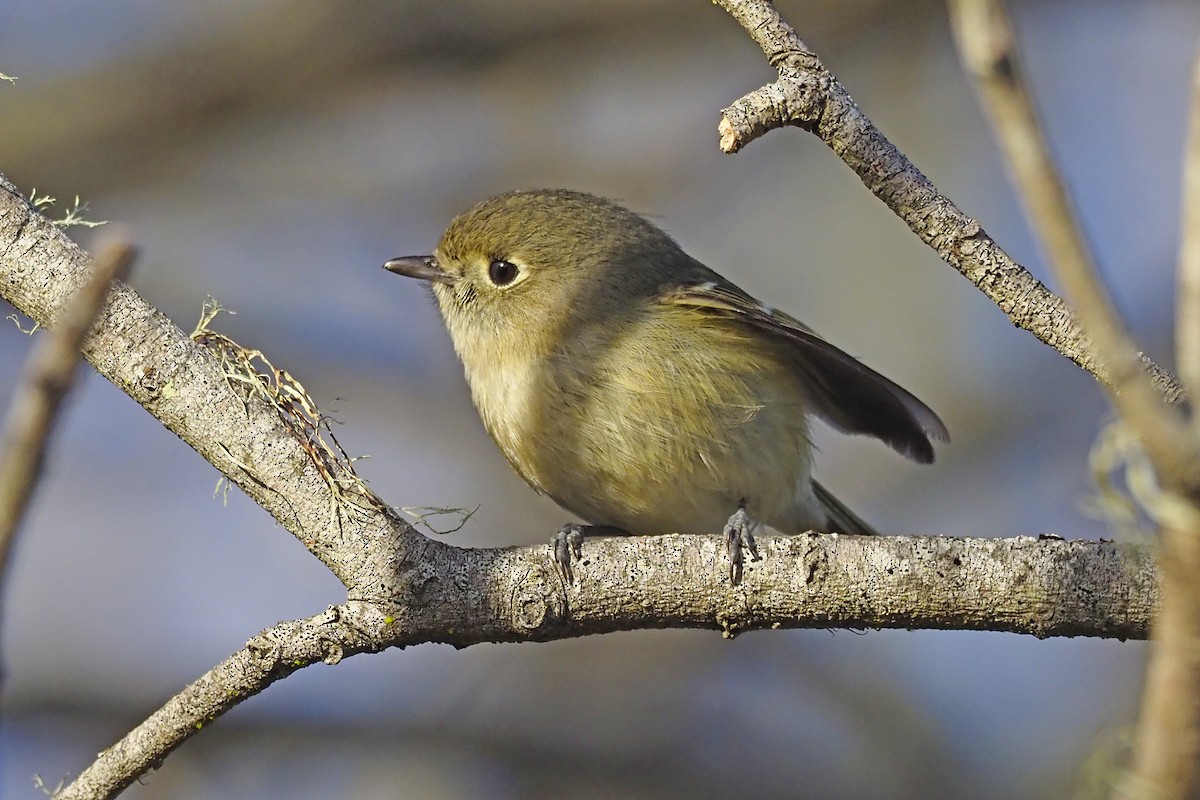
813,480,879,537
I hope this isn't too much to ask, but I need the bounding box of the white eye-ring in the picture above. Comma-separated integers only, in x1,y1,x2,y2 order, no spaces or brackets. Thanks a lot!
487,259,524,287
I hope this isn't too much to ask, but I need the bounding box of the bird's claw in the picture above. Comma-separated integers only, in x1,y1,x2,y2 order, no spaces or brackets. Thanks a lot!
722,507,760,584
552,523,586,584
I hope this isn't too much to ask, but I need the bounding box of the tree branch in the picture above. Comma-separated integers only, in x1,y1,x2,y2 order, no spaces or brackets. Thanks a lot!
0,174,423,594
0,171,1162,794
0,236,134,592
56,605,383,800
0,233,135,710
56,533,1157,799
945,4,1200,798
0,5,1178,790
713,0,1184,405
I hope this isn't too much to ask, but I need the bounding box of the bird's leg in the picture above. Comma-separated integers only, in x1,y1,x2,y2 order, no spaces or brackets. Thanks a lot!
551,523,629,584
722,501,760,584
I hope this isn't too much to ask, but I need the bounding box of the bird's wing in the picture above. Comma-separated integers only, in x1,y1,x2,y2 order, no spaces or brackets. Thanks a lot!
662,281,949,464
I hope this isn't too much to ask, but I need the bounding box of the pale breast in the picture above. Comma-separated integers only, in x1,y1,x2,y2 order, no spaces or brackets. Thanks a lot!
463,305,817,535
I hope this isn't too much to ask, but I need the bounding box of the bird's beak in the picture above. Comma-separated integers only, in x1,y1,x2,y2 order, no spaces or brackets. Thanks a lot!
383,255,456,285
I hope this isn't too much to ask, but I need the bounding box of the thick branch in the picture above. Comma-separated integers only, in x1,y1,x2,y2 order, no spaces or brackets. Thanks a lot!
57,532,1157,799
0,169,1160,794
713,0,1183,405
0,175,418,594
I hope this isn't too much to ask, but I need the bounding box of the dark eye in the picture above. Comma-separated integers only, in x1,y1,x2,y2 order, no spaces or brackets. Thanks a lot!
488,259,519,287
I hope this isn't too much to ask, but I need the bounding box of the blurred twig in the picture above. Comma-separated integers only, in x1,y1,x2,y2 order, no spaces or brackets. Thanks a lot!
1118,40,1200,800
1180,49,1200,415
0,235,135,658
0,236,135,566
949,4,1200,798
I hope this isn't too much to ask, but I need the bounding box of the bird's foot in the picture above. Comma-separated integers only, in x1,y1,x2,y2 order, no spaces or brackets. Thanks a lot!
551,524,631,584
551,523,586,584
722,505,760,584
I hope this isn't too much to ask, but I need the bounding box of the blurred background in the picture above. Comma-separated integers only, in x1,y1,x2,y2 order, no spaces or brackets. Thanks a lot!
1,0,1194,797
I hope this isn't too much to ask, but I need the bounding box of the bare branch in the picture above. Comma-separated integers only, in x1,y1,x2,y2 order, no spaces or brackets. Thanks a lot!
712,0,1184,405
0,175,1164,790
57,604,388,800
0,174,417,592
0,235,135,591
56,533,1157,799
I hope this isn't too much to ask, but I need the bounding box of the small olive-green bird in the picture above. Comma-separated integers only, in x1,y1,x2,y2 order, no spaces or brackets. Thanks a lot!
385,189,947,579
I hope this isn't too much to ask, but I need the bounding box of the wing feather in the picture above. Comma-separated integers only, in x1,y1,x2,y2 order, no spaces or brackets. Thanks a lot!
663,282,949,464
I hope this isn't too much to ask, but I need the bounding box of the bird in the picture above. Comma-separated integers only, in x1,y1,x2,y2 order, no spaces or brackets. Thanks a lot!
385,189,947,581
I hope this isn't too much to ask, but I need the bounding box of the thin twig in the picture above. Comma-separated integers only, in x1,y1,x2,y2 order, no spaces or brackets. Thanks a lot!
1179,48,1200,417
713,0,1184,406
57,604,384,800
0,236,136,588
